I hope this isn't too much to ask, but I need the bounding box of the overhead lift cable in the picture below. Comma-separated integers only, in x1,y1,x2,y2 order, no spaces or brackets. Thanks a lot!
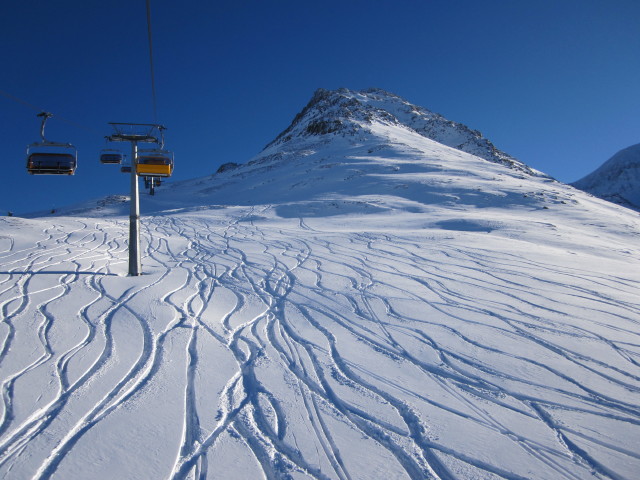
4,0,162,140
0,89,42,113
0,88,102,136
146,0,159,123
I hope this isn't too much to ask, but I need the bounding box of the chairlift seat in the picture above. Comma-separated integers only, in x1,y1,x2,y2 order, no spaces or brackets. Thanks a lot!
100,153,123,164
27,152,77,175
136,153,173,177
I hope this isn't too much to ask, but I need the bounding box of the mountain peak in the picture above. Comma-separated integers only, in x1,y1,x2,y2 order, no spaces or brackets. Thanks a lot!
265,87,537,175
572,143,640,210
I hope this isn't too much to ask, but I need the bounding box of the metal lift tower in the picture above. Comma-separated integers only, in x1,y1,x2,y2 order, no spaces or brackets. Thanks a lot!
107,123,164,276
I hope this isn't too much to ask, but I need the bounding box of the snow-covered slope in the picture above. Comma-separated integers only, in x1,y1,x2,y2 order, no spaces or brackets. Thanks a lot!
572,143,640,210
2,89,640,480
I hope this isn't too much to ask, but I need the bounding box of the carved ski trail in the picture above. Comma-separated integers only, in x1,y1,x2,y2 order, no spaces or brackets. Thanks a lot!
0,208,638,479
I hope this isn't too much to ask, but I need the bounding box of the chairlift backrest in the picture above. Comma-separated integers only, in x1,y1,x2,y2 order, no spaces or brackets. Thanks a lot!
100,153,123,164
26,146,77,175
138,149,173,164
136,149,174,177
139,155,170,165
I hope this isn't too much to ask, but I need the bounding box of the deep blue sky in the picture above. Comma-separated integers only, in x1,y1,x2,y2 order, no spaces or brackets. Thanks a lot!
2,0,639,214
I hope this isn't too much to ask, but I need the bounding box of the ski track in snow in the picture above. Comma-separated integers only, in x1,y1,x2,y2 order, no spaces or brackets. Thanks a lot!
0,210,639,480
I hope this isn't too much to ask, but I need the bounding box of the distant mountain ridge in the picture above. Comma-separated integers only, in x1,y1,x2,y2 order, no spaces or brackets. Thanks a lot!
572,143,640,210
265,87,539,176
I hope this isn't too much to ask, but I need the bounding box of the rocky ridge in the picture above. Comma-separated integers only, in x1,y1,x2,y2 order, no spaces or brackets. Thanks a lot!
264,87,538,176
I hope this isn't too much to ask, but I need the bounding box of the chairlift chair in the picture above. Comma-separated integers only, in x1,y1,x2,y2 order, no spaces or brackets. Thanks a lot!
26,112,77,175
100,149,124,164
136,148,174,177
27,149,77,175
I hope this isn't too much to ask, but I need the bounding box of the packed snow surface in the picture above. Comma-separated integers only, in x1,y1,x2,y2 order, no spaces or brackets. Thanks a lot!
1,89,640,479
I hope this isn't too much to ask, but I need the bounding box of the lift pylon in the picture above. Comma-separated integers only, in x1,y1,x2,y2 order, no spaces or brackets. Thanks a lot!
107,123,165,276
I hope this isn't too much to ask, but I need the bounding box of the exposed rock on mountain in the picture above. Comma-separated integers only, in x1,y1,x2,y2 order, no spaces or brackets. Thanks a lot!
265,88,539,176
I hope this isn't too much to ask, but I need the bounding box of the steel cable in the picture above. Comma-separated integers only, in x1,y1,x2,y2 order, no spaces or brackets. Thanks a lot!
146,0,159,123
0,88,102,136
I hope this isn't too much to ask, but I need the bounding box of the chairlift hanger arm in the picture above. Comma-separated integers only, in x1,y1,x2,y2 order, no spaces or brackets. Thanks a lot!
37,111,53,143
28,112,75,148
157,125,166,149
